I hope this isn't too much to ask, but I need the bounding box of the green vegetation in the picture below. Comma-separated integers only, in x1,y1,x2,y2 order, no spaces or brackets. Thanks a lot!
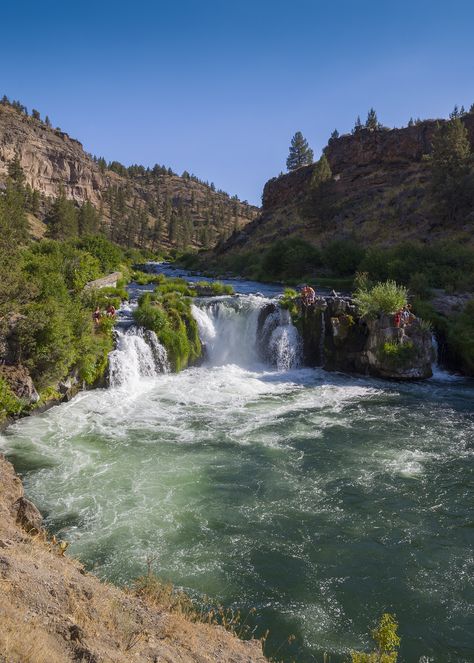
286,131,314,171
378,340,416,367
194,280,234,295
430,116,474,223
134,277,201,371
354,279,408,318
0,162,147,418
279,288,299,319
351,613,400,662
445,300,474,374
0,377,23,419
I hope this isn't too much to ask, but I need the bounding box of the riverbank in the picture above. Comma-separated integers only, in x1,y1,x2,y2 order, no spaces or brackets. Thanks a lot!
0,454,266,663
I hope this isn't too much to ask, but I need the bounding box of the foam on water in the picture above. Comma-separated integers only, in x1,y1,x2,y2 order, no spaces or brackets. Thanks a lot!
0,289,473,662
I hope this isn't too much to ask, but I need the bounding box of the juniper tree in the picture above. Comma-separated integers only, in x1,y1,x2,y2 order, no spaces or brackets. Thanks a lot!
286,132,314,171
311,155,332,188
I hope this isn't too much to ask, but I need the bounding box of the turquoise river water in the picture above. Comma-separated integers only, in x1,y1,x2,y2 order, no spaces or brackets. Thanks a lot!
1,268,473,662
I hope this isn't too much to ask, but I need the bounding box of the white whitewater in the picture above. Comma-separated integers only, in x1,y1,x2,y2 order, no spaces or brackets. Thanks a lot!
192,295,302,369
108,326,169,388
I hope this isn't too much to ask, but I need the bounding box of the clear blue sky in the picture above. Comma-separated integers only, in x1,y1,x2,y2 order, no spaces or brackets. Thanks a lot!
2,0,473,205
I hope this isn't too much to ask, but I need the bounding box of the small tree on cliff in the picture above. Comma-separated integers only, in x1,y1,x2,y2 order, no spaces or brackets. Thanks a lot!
365,108,381,131
430,117,473,221
286,132,314,171
311,155,332,188
352,116,363,134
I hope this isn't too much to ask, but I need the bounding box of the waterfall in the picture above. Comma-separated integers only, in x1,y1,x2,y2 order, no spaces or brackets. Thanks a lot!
192,296,302,370
319,309,326,366
268,308,302,370
108,326,169,388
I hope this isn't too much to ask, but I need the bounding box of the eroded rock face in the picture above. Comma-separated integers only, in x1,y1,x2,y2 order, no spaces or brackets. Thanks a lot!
0,365,39,404
11,496,43,534
0,104,258,249
299,297,433,380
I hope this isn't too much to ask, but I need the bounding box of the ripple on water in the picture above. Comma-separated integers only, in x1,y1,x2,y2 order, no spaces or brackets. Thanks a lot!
0,363,473,662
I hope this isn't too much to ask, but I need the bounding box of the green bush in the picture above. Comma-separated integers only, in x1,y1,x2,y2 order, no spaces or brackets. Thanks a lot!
195,281,234,295
322,239,366,276
134,281,201,371
76,235,125,273
379,340,416,367
261,238,322,280
351,613,400,662
0,377,23,419
354,280,408,318
446,300,474,374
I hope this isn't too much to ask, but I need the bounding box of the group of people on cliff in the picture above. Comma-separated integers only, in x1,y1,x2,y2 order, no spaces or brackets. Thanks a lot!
393,304,415,328
93,304,116,326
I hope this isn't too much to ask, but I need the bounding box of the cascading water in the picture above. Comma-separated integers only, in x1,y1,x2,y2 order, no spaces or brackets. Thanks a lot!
108,326,169,388
2,265,473,663
192,295,302,369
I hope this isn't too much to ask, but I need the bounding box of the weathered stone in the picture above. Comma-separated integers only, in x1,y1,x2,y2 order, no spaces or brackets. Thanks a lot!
300,296,433,380
0,365,39,404
11,497,43,534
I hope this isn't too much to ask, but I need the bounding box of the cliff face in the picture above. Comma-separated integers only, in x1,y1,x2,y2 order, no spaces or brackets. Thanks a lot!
219,115,474,254
0,454,266,663
0,104,258,249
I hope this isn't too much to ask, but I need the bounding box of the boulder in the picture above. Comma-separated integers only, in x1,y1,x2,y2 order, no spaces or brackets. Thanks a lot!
0,365,39,404
11,497,43,534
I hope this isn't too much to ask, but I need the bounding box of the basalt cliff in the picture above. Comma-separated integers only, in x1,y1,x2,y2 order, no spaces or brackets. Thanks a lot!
0,103,257,250
218,114,474,254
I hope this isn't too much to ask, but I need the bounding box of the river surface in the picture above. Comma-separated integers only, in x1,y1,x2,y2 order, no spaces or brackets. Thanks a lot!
1,265,473,662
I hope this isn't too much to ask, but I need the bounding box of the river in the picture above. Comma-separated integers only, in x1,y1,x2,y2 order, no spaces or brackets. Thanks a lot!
1,265,473,662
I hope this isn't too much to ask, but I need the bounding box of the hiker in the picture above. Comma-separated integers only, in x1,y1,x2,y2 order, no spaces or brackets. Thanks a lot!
106,304,116,318
393,309,402,328
93,306,101,326
301,285,316,307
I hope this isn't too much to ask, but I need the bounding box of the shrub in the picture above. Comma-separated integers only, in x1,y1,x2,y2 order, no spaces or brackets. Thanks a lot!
379,340,416,367
322,239,366,276
261,238,322,280
446,300,474,374
354,280,408,318
351,613,400,663
0,377,23,419
195,281,234,295
134,280,201,371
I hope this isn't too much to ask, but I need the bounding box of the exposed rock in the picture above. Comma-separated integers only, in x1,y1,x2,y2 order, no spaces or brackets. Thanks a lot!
0,364,39,404
0,454,267,662
298,297,433,380
0,104,258,251
11,497,43,534
218,115,474,256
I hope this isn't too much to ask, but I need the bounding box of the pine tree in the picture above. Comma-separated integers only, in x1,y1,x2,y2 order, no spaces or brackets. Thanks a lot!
44,115,52,128
46,188,78,239
430,117,473,221
330,129,339,140
470,103,474,114
286,132,314,171
408,117,415,127
449,105,460,119
78,201,99,236
7,155,26,190
31,109,41,121
365,108,380,131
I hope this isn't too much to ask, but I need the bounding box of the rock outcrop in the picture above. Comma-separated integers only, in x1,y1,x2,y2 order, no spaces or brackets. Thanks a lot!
0,365,39,404
0,103,258,250
0,454,267,663
218,115,474,255
298,297,433,380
